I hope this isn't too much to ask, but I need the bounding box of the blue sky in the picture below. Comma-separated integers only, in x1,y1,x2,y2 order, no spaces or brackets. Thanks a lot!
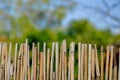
0,0,120,33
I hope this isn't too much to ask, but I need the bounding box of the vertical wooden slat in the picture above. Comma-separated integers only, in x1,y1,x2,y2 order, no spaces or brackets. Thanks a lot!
94,44,100,79
118,48,120,80
47,48,50,80
13,43,18,80
50,42,55,80
88,44,92,80
105,46,110,80
56,42,59,80
40,52,44,80
59,44,62,80
113,47,117,80
84,44,88,80
70,42,75,80
43,42,46,80
91,49,95,80
81,44,84,80
100,46,104,80
78,42,81,80
109,46,114,80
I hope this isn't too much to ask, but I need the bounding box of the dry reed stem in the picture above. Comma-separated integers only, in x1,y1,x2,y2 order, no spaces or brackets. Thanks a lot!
109,46,113,80
91,49,95,80
70,42,75,80
78,42,81,80
118,48,120,80
59,44,62,80
94,44,100,79
56,42,59,80
50,42,55,80
43,42,46,80
13,43,18,80
47,48,50,80
81,44,84,80
84,44,87,80
88,44,92,80
100,46,104,80
105,46,110,80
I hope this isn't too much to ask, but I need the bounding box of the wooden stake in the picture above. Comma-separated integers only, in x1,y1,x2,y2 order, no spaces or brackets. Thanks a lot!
81,44,84,80
94,44,100,78
100,46,104,80
47,48,50,80
88,44,92,80
13,43,18,80
56,42,59,80
50,42,55,80
118,48,120,80
84,44,88,80
7,42,12,80
109,46,114,80
43,42,46,80
113,47,117,80
40,52,44,80
70,42,75,80
91,49,95,80
78,42,81,80
105,46,110,80
59,44,62,80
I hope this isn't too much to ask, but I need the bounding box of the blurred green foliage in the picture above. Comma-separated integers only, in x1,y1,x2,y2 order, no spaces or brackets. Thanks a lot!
0,14,120,80
0,15,120,47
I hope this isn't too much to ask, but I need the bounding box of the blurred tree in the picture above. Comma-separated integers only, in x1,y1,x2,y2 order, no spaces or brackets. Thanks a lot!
0,0,77,29
78,0,120,32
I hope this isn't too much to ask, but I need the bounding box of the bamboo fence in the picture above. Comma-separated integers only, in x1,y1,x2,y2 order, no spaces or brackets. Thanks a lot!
0,39,119,80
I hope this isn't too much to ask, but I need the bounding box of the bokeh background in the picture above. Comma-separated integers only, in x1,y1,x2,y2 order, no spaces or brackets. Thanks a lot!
0,0,120,47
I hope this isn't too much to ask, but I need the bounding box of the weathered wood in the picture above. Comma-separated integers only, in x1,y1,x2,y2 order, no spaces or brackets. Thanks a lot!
105,46,110,80
109,46,114,80
88,44,92,80
100,46,104,80
78,42,81,80
50,42,55,80
47,48,50,80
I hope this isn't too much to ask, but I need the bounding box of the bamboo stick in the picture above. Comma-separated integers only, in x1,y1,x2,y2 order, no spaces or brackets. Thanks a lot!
0,42,2,62
7,43,12,80
31,43,35,80
47,48,50,80
62,40,66,80
88,44,92,80
113,47,117,80
16,44,23,80
105,46,110,80
78,42,81,80
68,47,71,80
94,44,100,79
109,46,114,80
27,46,30,80
70,42,75,80
37,42,40,80
64,52,67,80
43,42,46,80
84,44,88,80
50,42,55,80
81,44,84,80
100,46,104,80
33,47,37,80
59,44,62,80
20,44,24,80
56,42,59,80
13,43,18,80
91,49,95,80
118,48,120,80
40,52,44,80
